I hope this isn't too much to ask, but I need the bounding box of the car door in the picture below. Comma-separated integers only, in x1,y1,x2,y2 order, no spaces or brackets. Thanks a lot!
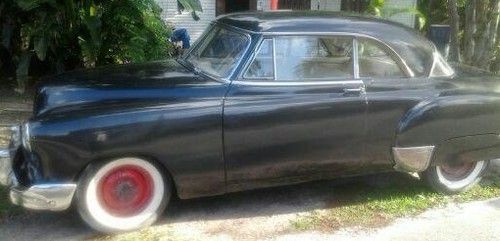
357,37,441,170
223,35,368,191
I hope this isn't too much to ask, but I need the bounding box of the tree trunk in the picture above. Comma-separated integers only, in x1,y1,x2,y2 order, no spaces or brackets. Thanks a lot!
476,0,500,67
448,0,461,62
463,0,477,64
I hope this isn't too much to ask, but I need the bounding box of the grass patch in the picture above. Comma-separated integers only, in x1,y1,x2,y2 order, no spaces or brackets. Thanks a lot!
290,177,500,231
0,185,14,220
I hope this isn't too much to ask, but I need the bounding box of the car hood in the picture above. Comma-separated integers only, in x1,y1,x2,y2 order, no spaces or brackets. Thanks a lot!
33,60,221,117
42,59,197,87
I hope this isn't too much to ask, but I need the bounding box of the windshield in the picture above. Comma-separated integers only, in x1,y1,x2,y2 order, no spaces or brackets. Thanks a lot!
184,25,250,79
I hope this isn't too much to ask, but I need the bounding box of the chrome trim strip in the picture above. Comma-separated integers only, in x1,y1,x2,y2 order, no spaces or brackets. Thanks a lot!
393,146,435,173
232,80,364,87
272,38,277,80
10,183,77,211
0,148,12,186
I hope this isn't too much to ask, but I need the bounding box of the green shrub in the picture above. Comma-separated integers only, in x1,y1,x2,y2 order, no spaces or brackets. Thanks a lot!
0,0,174,88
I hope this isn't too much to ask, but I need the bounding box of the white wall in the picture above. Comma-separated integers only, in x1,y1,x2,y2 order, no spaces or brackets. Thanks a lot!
311,0,341,11
156,0,216,41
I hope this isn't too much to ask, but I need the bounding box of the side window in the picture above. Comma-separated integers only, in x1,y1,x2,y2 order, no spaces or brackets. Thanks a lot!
357,38,405,78
274,36,354,81
245,39,274,79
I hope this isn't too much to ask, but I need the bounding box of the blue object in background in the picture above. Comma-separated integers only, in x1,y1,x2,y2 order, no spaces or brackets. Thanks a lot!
171,28,191,49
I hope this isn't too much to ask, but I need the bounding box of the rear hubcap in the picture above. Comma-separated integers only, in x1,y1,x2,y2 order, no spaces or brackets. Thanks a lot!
439,162,475,181
98,165,154,217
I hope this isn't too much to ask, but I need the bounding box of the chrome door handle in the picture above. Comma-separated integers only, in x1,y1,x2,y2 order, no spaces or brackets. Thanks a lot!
343,86,365,95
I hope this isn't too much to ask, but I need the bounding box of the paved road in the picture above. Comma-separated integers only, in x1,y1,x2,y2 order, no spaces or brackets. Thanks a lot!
276,197,500,241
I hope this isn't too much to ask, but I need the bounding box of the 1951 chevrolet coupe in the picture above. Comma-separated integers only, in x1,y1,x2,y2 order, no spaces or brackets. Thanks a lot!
1,11,498,232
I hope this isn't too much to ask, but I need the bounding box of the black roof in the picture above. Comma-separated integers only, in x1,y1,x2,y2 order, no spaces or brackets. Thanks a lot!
217,11,436,77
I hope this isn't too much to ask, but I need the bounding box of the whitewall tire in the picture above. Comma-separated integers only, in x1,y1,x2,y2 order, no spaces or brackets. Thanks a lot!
421,160,489,194
76,157,171,233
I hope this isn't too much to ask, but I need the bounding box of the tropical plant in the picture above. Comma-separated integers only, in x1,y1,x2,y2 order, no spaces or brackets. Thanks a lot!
0,0,174,89
367,0,427,30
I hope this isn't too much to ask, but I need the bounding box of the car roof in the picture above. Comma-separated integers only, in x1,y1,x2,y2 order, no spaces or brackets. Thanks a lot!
216,11,436,77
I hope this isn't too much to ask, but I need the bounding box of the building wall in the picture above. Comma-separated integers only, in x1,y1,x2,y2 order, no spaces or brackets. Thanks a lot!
156,0,216,41
310,0,341,11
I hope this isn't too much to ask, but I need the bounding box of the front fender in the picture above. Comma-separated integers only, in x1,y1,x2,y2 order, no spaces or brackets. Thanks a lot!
26,97,226,199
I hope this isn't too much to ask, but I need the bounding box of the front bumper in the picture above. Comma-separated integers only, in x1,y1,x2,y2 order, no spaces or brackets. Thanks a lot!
0,126,76,211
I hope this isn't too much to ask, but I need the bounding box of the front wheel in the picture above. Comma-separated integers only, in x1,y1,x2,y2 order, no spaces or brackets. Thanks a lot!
421,160,489,195
75,157,171,233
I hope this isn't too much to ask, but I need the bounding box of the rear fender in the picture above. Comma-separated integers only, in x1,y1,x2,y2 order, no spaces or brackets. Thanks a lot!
393,93,500,172
432,134,500,166
395,94,500,147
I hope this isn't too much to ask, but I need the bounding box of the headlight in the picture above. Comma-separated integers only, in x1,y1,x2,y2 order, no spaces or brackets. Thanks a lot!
21,122,31,151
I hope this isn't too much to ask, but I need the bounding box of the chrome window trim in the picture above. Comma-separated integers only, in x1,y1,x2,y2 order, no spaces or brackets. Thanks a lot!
355,36,409,79
272,38,278,80
234,31,415,87
353,38,360,79
429,47,455,78
239,34,358,84
242,38,275,80
261,31,415,78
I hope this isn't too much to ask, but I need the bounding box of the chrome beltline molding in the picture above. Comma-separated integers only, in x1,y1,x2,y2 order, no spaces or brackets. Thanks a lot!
393,146,435,173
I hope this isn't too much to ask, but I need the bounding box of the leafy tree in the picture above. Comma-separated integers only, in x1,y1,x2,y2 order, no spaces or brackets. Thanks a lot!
0,0,175,89
422,0,500,74
367,0,427,29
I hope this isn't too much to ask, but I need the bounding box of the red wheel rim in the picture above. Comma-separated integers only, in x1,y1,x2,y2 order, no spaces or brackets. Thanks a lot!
440,162,475,181
98,165,154,217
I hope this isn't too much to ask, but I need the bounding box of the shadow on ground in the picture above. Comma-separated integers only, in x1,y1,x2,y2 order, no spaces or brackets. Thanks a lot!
0,172,436,241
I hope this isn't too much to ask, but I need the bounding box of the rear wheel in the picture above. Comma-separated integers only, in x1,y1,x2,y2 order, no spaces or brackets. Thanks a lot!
421,160,489,194
76,157,170,233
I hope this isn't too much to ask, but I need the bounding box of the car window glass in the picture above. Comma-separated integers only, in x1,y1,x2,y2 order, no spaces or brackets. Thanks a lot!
274,36,354,81
186,26,249,78
245,39,274,79
357,38,405,78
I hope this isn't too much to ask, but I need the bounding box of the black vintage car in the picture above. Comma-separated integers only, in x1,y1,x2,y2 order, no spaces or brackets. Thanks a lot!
0,11,498,232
